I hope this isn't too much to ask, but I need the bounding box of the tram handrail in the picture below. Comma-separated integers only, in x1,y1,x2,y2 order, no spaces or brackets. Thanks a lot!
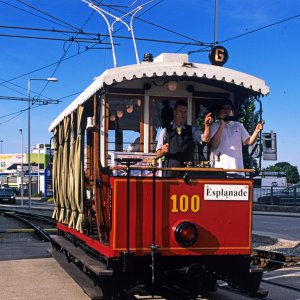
109,166,254,173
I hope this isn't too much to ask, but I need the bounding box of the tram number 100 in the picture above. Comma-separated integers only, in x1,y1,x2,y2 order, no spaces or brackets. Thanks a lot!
170,194,200,213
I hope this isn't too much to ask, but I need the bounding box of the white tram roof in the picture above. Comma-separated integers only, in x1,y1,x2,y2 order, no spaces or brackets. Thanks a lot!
49,53,270,131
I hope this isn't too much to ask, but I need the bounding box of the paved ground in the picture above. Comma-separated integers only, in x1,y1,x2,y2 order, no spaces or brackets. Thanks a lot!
0,242,90,300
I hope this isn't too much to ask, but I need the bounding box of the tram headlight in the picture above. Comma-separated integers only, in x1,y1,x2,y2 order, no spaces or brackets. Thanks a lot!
173,221,198,247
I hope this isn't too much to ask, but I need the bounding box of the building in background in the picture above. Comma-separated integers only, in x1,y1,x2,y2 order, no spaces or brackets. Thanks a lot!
0,143,52,197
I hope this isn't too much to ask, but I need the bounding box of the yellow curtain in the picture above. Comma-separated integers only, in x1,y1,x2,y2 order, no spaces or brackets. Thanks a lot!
62,116,71,224
52,126,59,220
75,106,85,233
68,111,77,229
58,122,65,223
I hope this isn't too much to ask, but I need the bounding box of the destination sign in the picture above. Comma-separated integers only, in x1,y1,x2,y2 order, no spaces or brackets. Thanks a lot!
204,184,249,201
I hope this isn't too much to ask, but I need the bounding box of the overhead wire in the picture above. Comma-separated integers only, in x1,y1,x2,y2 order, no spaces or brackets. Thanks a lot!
0,0,167,94
14,0,86,32
0,0,100,99
1,1,300,126
104,0,205,44
0,32,110,43
0,48,89,86
0,0,203,92
0,80,28,98
0,108,27,119
0,25,204,46
39,10,97,96
0,103,47,125
219,13,300,44
0,111,25,125
4,0,96,127
0,0,77,32
187,12,300,55
0,0,205,128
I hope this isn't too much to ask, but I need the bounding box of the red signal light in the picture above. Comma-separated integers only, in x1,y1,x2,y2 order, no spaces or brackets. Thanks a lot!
173,221,199,247
181,227,195,240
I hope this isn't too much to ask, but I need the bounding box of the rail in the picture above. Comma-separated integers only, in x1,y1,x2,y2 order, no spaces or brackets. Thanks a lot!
0,208,56,242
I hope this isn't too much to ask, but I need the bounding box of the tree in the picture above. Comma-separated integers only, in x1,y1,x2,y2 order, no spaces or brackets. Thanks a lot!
238,99,260,170
286,165,300,184
263,162,300,184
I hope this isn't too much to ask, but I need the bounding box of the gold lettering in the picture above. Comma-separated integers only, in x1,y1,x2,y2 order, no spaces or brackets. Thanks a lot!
179,195,189,212
215,48,224,62
190,195,200,212
170,194,179,212
170,194,201,213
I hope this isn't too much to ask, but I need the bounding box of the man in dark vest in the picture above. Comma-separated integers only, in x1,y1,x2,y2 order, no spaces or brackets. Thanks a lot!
156,100,202,177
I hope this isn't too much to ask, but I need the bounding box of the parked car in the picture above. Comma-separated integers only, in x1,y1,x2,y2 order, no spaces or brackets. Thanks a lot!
10,187,20,196
0,188,17,204
257,185,300,205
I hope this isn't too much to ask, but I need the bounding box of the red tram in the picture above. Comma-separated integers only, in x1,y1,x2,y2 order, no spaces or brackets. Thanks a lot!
49,51,269,298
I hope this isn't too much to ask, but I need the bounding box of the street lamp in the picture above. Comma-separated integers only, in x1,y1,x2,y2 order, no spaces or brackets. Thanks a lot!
19,129,24,206
0,140,3,154
28,78,58,209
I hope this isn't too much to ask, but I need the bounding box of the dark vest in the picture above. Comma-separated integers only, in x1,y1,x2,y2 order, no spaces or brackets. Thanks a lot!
162,124,194,177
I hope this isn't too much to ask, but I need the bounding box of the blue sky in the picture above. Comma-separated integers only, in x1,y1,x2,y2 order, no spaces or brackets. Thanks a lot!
1,0,300,169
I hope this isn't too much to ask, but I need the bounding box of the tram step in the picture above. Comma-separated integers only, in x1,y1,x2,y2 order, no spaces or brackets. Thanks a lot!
50,235,112,277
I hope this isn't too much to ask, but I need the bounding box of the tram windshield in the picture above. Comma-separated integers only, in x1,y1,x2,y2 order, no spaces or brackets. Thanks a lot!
105,94,220,171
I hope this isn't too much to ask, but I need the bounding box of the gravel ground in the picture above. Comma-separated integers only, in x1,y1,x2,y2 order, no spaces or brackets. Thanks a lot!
253,234,300,257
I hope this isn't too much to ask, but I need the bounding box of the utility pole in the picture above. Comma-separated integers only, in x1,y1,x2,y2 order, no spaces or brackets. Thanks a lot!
28,78,58,209
19,129,24,206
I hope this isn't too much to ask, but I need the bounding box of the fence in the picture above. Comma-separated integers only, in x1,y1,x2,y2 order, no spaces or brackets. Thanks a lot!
254,185,300,206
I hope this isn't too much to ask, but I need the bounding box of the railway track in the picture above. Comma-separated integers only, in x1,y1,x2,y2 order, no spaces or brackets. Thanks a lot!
1,208,299,299
217,283,271,300
0,208,57,242
252,248,300,271
262,278,300,293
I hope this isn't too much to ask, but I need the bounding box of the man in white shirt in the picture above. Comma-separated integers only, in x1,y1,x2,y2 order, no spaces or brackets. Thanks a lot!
202,100,264,176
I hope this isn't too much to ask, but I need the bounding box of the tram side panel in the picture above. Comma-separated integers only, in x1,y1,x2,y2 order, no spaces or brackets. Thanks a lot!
110,177,253,257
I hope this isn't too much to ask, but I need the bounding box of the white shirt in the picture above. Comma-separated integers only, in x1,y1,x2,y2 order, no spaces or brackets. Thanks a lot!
209,120,250,170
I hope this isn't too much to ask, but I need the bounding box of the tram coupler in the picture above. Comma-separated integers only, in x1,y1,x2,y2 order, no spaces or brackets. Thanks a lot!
147,244,161,286
228,266,267,298
246,267,266,298
122,251,134,272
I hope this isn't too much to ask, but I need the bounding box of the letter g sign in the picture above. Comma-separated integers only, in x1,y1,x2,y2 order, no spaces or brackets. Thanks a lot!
209,46,229,66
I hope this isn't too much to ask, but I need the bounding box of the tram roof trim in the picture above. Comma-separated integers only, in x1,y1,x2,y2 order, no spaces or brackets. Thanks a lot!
49,56,270,131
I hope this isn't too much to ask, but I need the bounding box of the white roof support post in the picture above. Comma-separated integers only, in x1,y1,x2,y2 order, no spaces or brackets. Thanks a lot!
144,95,150,153
100,94,106,166
187,94,193,125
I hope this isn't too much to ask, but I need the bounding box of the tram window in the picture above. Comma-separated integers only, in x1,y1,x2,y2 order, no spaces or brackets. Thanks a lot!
107,97,143,152
192,101,210,129
107,130,140,152
192,99,222,162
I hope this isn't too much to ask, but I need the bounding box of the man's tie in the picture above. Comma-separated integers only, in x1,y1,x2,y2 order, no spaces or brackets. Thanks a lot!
177,127,182,135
